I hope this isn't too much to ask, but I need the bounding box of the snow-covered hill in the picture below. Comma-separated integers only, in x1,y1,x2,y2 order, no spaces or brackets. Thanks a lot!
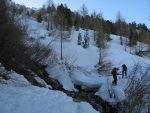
24,17,150,102
0,71,98,113
0,16,150,113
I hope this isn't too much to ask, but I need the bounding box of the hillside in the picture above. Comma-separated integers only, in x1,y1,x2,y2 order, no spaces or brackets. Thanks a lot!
1,15,150,111
0,1,150,113
26,17,150,100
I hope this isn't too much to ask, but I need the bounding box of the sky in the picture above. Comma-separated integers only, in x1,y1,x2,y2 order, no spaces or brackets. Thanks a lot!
12,0,150,28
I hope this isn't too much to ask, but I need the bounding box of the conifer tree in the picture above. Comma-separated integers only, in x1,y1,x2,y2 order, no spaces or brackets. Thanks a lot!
115,12,125,45
77,32,82,45
91,10,97,41
80,4,88,17
80,4,88,29
129,28,137,47
83,30,89,48
37,11,42,23
74,13,80,30
95,12,106,65
46,0,56,30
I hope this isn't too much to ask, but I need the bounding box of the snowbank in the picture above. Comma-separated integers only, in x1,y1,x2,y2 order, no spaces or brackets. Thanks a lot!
46,64,75,91
0,72,99,113
70,68,101,88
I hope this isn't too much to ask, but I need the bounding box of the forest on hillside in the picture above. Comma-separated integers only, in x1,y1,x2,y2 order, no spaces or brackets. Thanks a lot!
0,0,150,113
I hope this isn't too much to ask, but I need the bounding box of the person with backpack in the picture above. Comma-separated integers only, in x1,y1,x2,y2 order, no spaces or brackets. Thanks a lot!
111,67,119,85
122,64,127,78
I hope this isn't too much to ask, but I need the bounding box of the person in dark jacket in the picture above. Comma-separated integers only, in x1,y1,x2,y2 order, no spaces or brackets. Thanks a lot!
122,64,127,78
111,67,119,85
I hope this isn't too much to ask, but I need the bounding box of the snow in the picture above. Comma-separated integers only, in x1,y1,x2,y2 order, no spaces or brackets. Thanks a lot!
7,72,31,87
0,86,98,113
1,16,149,113
50,30,99,70
95,76,126,103
34,76,52,88
48,31,149,102
70,68,101,88
107,35,150,68
24,17,150,103
46,64,75,91
0,72,98,113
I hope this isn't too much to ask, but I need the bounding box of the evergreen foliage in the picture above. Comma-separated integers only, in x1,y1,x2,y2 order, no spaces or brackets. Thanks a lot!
83,30,90,48
33,2,150,44
77,32,82,45
37,11,42,23
13,1,150,46
129,29,138,47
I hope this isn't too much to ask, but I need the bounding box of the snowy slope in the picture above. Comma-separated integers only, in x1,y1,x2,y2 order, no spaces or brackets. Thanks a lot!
0,16,149,113
107,35,150,70
24,17,150,103
0,72,98,113
50,29,99,70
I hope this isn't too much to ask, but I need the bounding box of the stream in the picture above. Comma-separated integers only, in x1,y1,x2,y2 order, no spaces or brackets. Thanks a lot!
37,70,119,113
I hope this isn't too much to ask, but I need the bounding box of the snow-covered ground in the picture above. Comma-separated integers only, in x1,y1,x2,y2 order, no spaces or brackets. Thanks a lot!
0,17,150,113
107,35,150,70
0,72,98,113
24,17,150,103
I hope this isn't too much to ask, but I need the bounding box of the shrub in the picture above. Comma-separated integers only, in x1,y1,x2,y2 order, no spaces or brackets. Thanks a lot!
119,65,150,113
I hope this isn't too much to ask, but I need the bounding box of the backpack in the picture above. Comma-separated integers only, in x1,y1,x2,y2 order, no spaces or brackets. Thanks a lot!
122,64,127,71
111,68,118,75
111,68,115,75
